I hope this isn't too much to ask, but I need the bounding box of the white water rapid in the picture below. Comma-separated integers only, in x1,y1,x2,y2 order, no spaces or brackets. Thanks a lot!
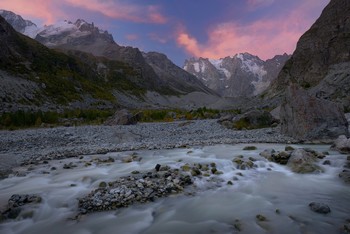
0,144,349,234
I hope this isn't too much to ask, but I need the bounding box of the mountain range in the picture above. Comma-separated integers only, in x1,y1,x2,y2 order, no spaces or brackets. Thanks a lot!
184,53,290,97
0,10,221,112
1,0,349,117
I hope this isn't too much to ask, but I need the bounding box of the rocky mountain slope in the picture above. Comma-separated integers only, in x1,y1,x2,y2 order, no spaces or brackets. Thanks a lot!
0,15,150,112
184,53,289,97
0,11,214,97
0,11,222,111
276,0,350,140
0,10,38,37
267,0,350,110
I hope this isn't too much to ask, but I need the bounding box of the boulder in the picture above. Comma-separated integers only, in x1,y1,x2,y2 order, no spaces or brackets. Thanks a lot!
229,110,276,130
287,149,322,173
104,109,142,125
331,135,350,153
309,202,331,214
280,85,349,140
1,194,42,220
339,170,350,184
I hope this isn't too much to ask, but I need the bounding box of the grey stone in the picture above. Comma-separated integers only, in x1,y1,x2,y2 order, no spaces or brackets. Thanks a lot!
309,202,331,214
332,135,350,153
287,149,322,173
280,84,349,140
104,109,139,125
259,149,276,161
222,110,276,130
339,170,350,183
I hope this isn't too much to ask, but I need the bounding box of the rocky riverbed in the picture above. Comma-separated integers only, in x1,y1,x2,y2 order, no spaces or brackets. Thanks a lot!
0,119,296,177
1,120,350,233
0,143,349,234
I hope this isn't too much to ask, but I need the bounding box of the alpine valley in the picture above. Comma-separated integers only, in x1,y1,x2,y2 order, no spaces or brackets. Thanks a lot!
1,1,350,234
0,9,296,114
0,10,220,113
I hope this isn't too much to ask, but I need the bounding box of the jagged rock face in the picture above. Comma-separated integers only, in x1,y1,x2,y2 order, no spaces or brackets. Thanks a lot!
144,52,215,94
2,10,218,109
269,0,350,106
280,85,349,140
184,53,289,97
0,15,18,60
31,18,212,95
308,62,350,109
0,10,37,37
35,19,116,54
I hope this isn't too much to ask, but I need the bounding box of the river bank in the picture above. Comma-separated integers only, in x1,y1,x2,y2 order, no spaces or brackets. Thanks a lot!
0,119,296,177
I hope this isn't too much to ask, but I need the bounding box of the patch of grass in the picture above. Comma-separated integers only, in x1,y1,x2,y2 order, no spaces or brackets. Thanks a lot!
243,146,257,151
233,118,251,130
0,109,114,130
134,107,222,123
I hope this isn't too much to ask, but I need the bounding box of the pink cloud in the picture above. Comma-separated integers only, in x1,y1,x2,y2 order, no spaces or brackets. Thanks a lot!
176,0,329,60
0,0,64,24
147,6,167,24
63,0,167,24
0,0,167,24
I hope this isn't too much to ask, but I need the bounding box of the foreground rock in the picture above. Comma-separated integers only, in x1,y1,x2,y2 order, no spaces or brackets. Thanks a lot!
339,155,350,184
104,109,142,125
260,148,324,173
332,135,350,153
287,149,323,174
309,202,331,214
78,167,192,214
0,194,42,221
339,170,350,184
280,84,349,141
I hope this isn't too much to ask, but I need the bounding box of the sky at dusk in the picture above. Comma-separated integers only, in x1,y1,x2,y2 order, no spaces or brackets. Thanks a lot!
1,0,330,66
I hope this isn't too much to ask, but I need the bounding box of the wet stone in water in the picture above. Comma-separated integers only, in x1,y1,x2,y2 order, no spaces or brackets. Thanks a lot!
309,202,331,214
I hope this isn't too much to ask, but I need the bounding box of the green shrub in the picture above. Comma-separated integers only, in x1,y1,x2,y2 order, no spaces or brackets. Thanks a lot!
0,109,113,129
233,118,250,130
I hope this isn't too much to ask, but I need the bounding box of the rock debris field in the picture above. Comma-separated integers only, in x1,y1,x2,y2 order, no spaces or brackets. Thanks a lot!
0,119,296,176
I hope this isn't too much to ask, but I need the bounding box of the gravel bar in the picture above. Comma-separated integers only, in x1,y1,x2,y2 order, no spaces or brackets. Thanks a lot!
0,119,296,175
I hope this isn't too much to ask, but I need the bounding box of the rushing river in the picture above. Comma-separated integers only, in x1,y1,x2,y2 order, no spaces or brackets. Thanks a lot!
0,144,349,234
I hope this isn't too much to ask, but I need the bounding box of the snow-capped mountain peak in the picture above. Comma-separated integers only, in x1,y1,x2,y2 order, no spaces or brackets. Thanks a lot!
235,53,267,79
184,53,290,97
38,20,91,41
0,9,39,37
0,10,114,45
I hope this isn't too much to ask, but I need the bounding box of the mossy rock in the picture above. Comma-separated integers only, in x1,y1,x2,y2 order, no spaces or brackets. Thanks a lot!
191,169,202,176
285,146,295,151
201,164,209,171
233,158,243,165
256,214,267,221
181,164,191,172
243,146,257,150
